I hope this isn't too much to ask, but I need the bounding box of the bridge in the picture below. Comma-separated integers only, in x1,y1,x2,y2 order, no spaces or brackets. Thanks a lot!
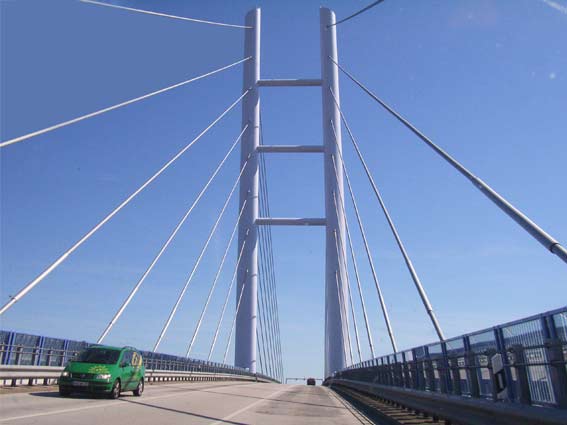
1,1,566,424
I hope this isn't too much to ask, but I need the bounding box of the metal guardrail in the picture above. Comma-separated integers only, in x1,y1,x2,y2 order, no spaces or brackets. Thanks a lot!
0,330,278,385
330,306,567,411
0,365,270,387
285,377,323,384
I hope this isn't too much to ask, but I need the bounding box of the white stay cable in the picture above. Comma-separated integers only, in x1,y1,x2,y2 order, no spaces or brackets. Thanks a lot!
258,227,278,377
0,90,250,316
259,150,284,380
152,154,251,353
80,0,252,29
257,282,273,378
330,56,567,266
185,198,248,356
328,0,386,27
207,231,249,361
0,58,250,148
330,150,398,352
333,230,355,364
97,125,248,343
333,190,376,358
333,198,362,364
223,276,248,364
347,276,362,364
256,327,264,375
333,268,351,365
330,88,445,341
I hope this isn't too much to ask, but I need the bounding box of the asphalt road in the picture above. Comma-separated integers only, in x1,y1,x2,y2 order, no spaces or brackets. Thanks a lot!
0,381,372,424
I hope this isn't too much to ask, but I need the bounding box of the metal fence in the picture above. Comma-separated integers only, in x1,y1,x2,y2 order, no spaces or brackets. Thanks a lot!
334,306,567,409
0,330,276,383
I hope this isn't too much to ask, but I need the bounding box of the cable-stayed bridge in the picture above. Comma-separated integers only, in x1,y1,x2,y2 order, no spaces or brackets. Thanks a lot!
1,1,566,424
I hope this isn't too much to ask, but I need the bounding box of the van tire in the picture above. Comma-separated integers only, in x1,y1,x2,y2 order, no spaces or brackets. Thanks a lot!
109,379,121,399
59,387,71,397
133,379,144,397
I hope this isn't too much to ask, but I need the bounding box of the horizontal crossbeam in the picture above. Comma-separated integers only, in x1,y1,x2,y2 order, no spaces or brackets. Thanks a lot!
257,145,324,153
257,79,322,87
256,218,326,226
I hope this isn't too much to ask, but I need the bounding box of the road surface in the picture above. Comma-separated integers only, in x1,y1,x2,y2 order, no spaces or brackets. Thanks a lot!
0,381,372,424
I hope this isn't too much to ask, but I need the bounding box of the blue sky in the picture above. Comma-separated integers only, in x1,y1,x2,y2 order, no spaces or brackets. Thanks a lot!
1,0,566,379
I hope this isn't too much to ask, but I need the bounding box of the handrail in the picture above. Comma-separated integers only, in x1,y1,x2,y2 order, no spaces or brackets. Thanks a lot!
332,306,567,409
0,330,279,383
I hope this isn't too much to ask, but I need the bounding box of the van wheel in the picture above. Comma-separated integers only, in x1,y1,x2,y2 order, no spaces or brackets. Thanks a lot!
59,387,71,397
133,379,144,397
109,379,121,399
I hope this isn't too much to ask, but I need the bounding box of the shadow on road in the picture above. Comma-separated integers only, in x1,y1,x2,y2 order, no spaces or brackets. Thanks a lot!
198,388,345,410
121,398,248,425
28,392,62,398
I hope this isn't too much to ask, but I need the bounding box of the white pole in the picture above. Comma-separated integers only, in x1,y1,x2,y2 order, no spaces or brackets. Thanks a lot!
235,8,260,373
320,7,348,377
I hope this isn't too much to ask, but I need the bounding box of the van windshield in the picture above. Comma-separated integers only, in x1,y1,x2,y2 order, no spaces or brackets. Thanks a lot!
75,348,120,365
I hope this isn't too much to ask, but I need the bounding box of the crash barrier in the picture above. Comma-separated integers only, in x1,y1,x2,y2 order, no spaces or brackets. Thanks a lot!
0,330,278,386
329,306,567,411
0,365,270,387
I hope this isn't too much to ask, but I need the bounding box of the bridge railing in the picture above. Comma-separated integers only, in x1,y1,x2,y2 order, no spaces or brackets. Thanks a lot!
332,306,567,409
0,330,277,384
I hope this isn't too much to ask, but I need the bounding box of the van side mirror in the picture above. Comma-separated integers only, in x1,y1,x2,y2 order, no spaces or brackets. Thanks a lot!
120,361,130,368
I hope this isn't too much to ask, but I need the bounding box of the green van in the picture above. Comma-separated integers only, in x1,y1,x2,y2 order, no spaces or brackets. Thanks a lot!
59,345,145,399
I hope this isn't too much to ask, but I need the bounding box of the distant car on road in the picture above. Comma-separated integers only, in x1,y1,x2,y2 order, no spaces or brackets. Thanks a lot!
306,377,316,386
59,345,145,399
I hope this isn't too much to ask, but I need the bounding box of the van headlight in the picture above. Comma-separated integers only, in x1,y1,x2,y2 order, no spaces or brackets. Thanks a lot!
95,374,111,381
61,371,70,377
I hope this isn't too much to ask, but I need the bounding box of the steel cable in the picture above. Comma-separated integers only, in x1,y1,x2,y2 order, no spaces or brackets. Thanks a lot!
329,150,398,352
208,231,249,360
332,190,376,358
0,90,250,316
329,57,567,265
330,89,445,341
80,0,252,29
185,197,249,356
1,58,250,148
152,153,252,352
98,124,249,343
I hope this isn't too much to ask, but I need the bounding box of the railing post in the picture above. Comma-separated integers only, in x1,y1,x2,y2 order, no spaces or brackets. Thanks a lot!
509,344,532,405
14,345,23,366
402,352,410,388
62,340,70,366
464,336,480,398
439,343,450,394
449,355,462,396
494,327,513,401
411,349,419,390
448,342,463,396
34,336,44,366
424,347,435,391
4,332,16,365
542,315,567,407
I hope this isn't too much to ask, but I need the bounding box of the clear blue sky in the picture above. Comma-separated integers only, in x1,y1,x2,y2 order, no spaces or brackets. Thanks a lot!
1,0,566,379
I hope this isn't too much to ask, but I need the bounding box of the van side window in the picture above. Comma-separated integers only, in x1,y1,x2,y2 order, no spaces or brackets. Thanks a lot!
122,350,133,366
132,351,142,367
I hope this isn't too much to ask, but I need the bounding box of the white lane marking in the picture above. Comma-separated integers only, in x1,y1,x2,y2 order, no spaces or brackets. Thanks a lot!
208,386,290,425
0,382,250,423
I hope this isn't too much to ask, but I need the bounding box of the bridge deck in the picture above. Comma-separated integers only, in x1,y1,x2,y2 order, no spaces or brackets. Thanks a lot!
0,382,369,424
